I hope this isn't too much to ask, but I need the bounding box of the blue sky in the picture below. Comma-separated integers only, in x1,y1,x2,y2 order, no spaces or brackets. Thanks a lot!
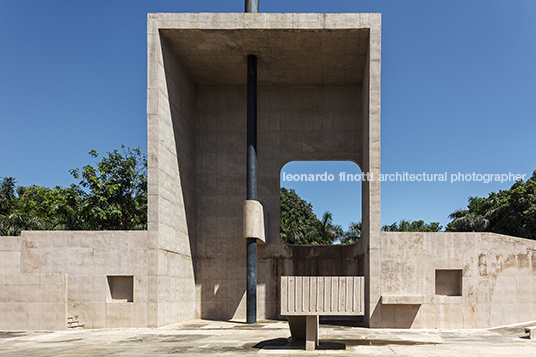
1,1,535,229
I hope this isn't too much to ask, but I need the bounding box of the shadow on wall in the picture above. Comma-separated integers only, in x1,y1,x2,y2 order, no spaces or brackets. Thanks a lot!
289,244,364,276
372,301,420,328
199,278,245,320
260,241,366,319
164,40,198,258
161,36,200,323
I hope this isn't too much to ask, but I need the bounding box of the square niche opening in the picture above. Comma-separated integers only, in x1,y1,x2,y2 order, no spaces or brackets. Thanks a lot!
107,276,134,302
435,270,462,296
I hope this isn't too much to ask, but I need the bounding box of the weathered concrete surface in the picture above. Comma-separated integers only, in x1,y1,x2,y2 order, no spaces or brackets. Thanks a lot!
0,231,150,330
377,232,536,328
0,274,67,330
2,319,536,356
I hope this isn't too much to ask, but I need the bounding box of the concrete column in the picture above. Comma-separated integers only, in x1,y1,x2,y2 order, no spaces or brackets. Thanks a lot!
305,315,319,351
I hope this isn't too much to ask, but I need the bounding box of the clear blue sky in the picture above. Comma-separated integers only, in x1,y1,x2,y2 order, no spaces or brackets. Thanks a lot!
1,1,535,229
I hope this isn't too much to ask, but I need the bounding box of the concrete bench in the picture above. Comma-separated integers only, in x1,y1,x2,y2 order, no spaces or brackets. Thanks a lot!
280,276,364,350
525,326,536,339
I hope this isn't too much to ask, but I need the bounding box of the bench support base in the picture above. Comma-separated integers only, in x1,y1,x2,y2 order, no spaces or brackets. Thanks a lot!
288,315,318,350
525,326,536,339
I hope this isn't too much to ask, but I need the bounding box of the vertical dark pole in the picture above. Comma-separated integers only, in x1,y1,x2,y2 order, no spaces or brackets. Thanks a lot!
245,0,259,326
245,0,259,13
246,54,257,324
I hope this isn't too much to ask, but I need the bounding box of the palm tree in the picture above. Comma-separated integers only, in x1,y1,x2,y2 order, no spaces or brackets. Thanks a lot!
0,213,47,236
341,221,361,245
0,176,17,216
315,211,343,245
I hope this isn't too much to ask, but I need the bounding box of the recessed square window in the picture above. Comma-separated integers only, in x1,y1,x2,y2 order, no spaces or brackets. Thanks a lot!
107,276,134,302
435,270,462,296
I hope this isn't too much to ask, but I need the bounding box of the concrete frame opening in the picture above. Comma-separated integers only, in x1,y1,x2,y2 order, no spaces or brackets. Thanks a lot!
107,276,134,303
279,160,362,245
435,269,463,296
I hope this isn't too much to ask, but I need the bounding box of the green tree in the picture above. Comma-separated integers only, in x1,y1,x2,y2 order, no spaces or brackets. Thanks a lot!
0,146,148,236
0,177,53,235
0,176,17,216
280,187,360,245
447,171,536,239
315,211,344,245
341,221,361,245
280,187,319,244
15,185,86,230
0,212,44,236
382,219,443,232
70,146,147,230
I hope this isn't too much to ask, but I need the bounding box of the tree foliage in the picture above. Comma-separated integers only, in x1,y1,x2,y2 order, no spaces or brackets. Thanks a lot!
280,187,320,244
447,170,536,239
71,146,147,230
280,187,360,245
0,176,16,216
341,221,361,245
0,146,147,236
382,219,443,232
316,211,344,245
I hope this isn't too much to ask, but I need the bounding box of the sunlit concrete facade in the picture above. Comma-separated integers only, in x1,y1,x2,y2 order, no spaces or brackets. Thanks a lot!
376,232,536,328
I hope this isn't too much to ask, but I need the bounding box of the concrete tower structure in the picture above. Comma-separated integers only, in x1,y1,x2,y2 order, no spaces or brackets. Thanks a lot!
147,12,381,324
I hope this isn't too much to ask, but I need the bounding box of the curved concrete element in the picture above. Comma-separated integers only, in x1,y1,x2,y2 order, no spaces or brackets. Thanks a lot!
243,200,265,243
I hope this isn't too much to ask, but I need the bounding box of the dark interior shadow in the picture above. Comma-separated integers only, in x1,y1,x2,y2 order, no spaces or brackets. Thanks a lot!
252,337,345,350
253,336,437,350
339,339,437,346
316,341,346,350
253,337,291,349
319,315,365,327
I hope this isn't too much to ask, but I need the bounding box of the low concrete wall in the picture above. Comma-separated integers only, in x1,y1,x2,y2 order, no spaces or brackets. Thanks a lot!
0,237,21,275
4,229,536,330
376,232,536,328
0,273,67,330
0,231,151,330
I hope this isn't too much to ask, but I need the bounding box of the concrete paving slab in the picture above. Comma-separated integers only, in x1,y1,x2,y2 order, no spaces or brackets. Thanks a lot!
1,319,536,356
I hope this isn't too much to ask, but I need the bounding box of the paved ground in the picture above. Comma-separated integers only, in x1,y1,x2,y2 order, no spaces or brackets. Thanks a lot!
1,319,536,356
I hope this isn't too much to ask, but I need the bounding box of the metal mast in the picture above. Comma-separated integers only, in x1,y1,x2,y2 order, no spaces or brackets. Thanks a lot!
245,0,259,325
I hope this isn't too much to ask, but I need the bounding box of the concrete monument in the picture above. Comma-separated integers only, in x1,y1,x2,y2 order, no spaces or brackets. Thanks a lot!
1,12,536,331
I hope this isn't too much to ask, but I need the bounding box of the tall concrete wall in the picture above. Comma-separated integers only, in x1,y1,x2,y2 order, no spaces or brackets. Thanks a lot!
148,17,198,325
0,12,376,330
361,15,382,328
376,232,536,328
